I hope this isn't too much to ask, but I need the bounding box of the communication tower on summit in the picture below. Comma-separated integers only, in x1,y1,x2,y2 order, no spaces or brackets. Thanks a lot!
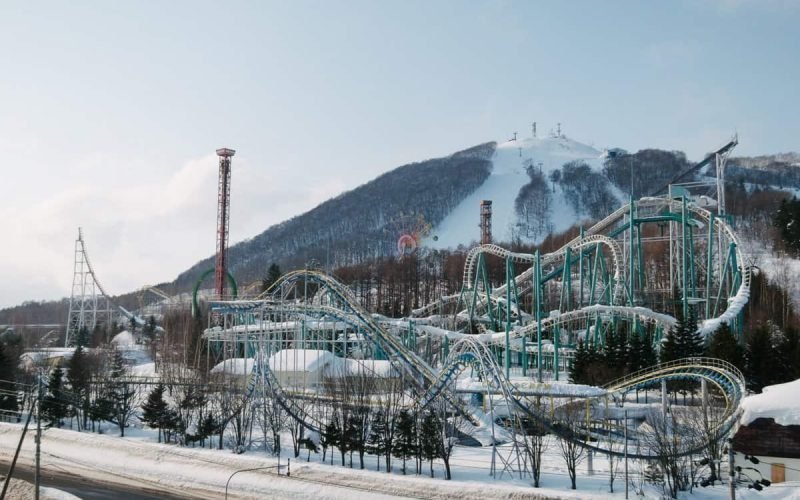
215,148,235,298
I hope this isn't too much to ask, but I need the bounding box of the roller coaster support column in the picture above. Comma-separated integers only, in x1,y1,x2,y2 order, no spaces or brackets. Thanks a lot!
579,226,585,307
682,196,690,319
535,250,543,382
661,379,668,414
629,197,636,305
706,213,716,320
505,256,511,379
561,246,572,311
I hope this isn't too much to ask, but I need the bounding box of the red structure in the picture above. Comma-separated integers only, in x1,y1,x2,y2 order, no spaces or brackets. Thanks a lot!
215,148,235,297
480,200,492,245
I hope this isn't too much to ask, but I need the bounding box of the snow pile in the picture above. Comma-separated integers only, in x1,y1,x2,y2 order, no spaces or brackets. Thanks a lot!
740,378,800,426
269,349,337,373
129,361,157,377
210,353,397,379
0,478,79,500
111,330,135,347
210,357,255,376
429,135,606,248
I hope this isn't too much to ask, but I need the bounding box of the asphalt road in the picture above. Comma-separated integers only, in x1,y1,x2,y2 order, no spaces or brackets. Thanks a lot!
1,461,193,500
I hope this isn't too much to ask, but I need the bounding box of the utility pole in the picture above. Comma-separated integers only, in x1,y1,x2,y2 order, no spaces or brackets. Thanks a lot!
35,375,42,500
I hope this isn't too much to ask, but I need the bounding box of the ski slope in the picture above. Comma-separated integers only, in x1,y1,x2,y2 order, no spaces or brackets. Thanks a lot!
428,135,608,248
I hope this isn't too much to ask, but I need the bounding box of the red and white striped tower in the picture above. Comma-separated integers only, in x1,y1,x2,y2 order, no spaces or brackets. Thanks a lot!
215,148,235,298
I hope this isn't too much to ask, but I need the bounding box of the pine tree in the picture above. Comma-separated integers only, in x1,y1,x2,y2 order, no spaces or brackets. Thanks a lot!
322,418,340,465
569,340,590,384
0,343,19,420
41,367,68,428
682,309,704,358
261,263,282,293
141,383,169,443
640,331,658,369
627,333,644,373
420,410,442,477
67,345,91,429
746,326,774,392
366,410,387,471
75,326,89,348
660,312,687,363
394,409,416,475
706,323,744,368
105,349,137,436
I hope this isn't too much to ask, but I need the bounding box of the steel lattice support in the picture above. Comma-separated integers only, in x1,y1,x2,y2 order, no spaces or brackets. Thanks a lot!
214,148,235,298
65,228,113,346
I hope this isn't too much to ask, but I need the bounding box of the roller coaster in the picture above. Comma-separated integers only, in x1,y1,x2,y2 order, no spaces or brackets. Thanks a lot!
203,184,749,472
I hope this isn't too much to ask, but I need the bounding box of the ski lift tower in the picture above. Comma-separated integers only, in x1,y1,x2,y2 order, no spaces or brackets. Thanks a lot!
215,148,235,298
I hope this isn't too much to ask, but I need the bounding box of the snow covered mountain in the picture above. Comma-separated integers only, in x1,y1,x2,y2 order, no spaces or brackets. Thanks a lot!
168,134,638,290
429,135,615,248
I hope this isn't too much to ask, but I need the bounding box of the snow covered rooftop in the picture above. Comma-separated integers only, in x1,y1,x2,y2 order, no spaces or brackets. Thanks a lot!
210,358,255,376
268,349,337,373
740,378,800,426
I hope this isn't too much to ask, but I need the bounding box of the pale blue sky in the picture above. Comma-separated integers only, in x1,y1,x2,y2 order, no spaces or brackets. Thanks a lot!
1,0,798,306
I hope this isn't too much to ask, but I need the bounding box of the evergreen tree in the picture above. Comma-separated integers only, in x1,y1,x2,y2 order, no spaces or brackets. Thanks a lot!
0,343,19,419
682,309,704,358
661,312,687,363
66,345,91,429
745,326,774,392
705,323,744,368
105,349,137,436
322,418,340,466
41,367,68,428
261,263,282,293
570,340,594,384
141,383,169,443
773,196,800,256
144,316,157,342
366,410,387,471
74,326,89,349
420,410,442,477
640,331,658,369
394,409,416,475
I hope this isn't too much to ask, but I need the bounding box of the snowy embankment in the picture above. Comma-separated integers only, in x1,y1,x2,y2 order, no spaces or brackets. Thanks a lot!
0,423,610,499
0,477,78,500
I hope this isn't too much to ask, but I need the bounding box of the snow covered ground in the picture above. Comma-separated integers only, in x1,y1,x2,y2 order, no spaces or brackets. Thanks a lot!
3,420,798,499
429,135,608,248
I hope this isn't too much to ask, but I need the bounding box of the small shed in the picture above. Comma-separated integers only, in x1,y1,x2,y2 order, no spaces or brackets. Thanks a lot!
733,379,800,484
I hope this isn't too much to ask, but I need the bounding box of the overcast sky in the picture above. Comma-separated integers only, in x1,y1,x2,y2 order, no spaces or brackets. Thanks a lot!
1,0,798,308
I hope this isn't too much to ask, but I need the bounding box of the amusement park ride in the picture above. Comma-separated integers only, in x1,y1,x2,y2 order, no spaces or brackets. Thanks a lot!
200,137,748,473
62,137,750,475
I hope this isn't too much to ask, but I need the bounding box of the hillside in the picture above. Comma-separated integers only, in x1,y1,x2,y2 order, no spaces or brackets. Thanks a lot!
172,142,496,290
2,138,798,326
